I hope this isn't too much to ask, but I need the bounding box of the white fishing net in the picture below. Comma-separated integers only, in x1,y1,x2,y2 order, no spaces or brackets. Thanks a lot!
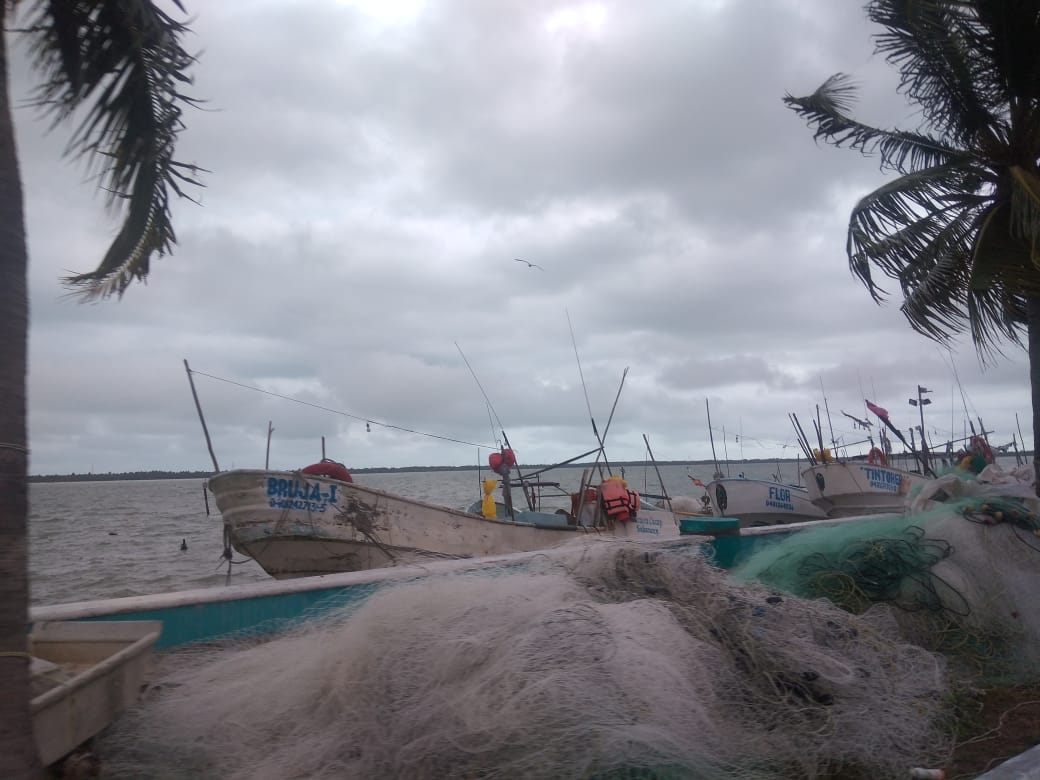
99,542,949,780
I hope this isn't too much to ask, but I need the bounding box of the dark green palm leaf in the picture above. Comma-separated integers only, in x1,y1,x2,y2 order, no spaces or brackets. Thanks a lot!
868,0,1007,145
22,0,204,299
783,74,969,174
846,163,984,292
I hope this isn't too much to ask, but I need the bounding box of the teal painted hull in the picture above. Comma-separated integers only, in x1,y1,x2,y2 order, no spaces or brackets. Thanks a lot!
31,517,882,650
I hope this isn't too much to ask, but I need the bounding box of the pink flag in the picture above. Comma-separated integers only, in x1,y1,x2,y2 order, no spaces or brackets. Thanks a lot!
689,476,705,487
865,399,889,419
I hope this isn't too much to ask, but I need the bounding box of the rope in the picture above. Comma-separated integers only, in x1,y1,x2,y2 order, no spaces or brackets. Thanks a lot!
188,368,497,449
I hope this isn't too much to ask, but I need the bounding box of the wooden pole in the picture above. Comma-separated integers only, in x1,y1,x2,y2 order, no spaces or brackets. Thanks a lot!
642,434,671,511
265,421,273,469
184,359,220,472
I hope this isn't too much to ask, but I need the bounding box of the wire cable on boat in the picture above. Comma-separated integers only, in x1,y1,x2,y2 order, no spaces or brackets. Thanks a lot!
188,367,497,449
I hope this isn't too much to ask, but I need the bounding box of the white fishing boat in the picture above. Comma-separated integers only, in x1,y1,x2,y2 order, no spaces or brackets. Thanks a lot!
31,620,162,766
706,476,828,526
697,401,825,526
801,456,927,517
790,393,940,518
207,462,680,579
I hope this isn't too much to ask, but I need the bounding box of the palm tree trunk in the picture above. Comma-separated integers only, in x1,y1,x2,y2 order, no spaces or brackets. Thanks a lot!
0,1,40,775
1030,296,1040,497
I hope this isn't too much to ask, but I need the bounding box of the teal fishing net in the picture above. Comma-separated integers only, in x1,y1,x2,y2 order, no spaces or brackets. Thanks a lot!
731,473,1040,684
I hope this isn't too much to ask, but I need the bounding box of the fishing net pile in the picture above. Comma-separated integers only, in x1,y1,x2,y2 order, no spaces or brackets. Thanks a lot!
98,542,949,780
731,464,1040,684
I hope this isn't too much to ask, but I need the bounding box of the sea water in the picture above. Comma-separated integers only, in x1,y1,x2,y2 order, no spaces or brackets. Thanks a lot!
28,457,1022,605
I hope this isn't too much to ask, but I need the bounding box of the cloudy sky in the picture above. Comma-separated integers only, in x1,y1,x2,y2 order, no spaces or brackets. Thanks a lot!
13,0,1032,475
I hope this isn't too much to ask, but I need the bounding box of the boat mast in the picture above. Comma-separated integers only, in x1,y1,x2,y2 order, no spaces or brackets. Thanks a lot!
183,359,220,472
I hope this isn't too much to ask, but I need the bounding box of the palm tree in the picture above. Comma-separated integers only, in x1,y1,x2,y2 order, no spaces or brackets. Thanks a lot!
783,0,1040,492
0,2,200,775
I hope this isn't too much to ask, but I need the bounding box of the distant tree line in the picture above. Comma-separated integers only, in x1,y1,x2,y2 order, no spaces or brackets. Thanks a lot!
26,458,788,483
30,453,1035,483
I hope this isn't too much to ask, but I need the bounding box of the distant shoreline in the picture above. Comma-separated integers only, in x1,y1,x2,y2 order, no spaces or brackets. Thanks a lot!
26,458,786,483
27,452,1034,483
27,461,722,483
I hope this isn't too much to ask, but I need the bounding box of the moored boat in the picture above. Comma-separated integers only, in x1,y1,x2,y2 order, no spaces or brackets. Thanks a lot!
801,459,926,517
30,620,161,767
706,476,828,526
207,461,681,579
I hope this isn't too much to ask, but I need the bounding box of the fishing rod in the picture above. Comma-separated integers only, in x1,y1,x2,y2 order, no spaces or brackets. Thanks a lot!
814,405,826,456
585,367,629,479
568,368,629,527
642,434,671,510
705,399,722,479
567,310,613,475
455,342,528,516
820,378,837,452
789,412,817,464
455,342,506,448
942,350,985,441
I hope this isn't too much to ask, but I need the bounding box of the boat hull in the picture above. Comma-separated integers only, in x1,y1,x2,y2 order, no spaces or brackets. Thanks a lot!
31,620,161,766
208,469,680,579
801,462,926,517
706,477,827,526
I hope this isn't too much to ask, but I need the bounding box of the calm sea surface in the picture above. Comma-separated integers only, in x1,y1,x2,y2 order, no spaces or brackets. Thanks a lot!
28,456,1023,605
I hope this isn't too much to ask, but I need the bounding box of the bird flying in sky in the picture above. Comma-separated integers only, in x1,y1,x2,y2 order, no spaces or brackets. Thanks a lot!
514,258,544,270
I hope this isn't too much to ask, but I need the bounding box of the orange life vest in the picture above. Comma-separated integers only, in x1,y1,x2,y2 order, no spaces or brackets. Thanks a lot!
599,478,639,521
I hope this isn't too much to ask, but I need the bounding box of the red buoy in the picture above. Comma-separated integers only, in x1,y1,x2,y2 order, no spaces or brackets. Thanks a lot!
301,460,353,483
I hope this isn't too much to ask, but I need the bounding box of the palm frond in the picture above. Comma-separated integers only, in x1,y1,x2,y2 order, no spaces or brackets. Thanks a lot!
22,0,203,299
783,74,970,174
867,0,1008,146
845,162,987,293
899,250,971,340
965,286,1026,359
